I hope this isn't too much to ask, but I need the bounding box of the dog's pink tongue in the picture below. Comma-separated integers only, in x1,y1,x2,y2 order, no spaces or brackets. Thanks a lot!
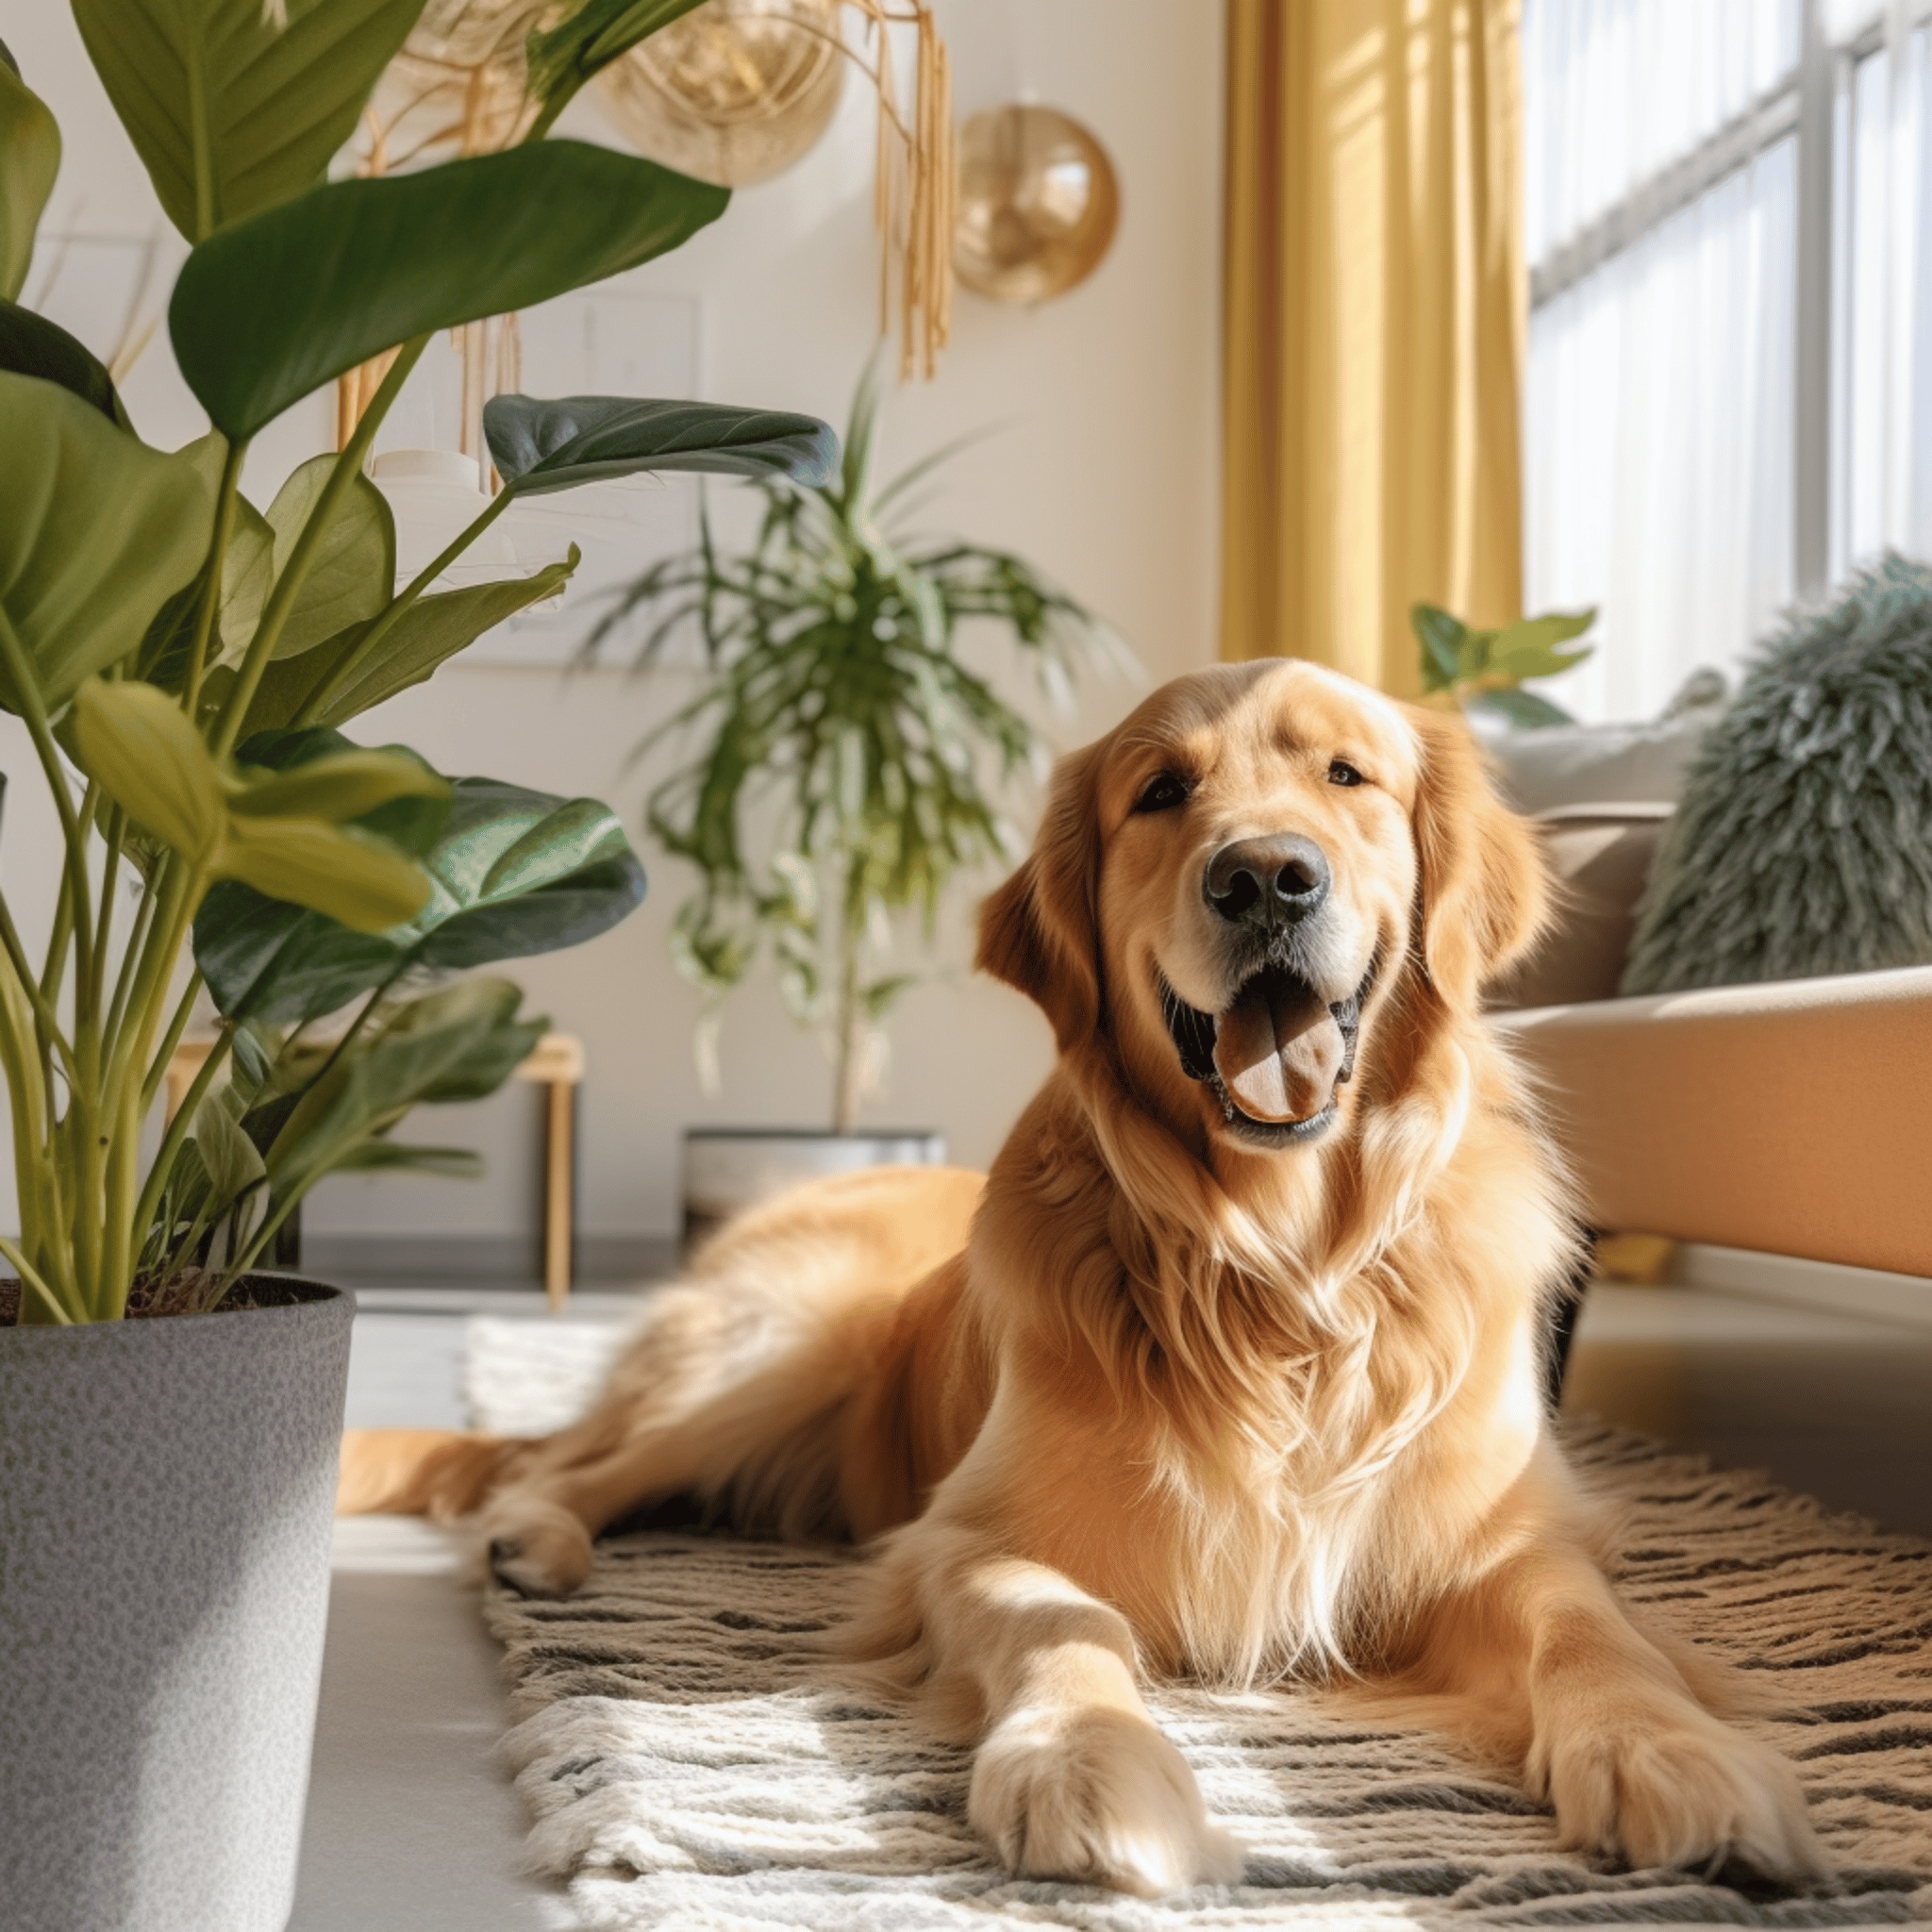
1211,976,1344,1124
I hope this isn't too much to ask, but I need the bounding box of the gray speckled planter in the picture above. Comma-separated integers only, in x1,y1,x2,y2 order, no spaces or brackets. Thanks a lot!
0,1279,353,1932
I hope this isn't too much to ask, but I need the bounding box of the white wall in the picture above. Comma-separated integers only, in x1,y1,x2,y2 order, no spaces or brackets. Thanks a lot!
3,2,1224,1250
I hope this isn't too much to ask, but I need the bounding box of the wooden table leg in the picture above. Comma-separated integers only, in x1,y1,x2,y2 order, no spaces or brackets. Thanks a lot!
542,1077,576,1310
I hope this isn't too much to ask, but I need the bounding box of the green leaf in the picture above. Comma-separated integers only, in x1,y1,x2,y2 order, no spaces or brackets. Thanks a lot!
69,681,433,928
195,774,646,1024
1485,608,1597,683
70,678,226,862
170,142,730,441
525,0,708,107
0,373,211,709
216,500,275,666
220,815,431,931
191,1083,268,1203
228,746,446,823
229,547,580,733
71,0,424,243
485,396,838,496
0,47,58,300
0,299,117,419
263,454,396,658
263,977,541,1195
331,1140,483,1178
1410,602,1468,694
1464,686,1576,729
861,974,917,1022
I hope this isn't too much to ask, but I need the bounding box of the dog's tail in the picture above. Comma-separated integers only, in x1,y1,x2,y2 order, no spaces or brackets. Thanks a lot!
336,1427,524,1520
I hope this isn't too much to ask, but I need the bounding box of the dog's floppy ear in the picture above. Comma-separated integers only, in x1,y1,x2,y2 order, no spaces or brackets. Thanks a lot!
1407,706,1550,1012
977,741,1105,1050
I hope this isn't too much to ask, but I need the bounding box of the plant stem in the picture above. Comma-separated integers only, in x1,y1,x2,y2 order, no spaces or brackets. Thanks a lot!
294,490,513,726
0,607,94,1012
1,1237,72,1325
0,950,73,1319
0,889,81,1087
309,965,403,1088
102,874,158,1063
128,1023,233,1258
141,972,206,1119
184,438,247,717
38,781,99,1017
89,806,127,1034
96,864,204,1318
523,83,578,143
831,901,863,1137
211,336,428,756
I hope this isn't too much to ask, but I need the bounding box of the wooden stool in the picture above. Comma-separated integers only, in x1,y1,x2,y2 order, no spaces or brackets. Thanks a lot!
165,1030,586,1307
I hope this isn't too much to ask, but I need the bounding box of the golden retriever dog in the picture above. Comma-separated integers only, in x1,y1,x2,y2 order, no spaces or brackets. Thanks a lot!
341,659,1821,1896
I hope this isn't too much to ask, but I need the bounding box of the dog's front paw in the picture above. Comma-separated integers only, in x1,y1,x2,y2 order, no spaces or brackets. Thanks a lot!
1534,1707,1824,1884
969,1706,1243,1897
476,1496,593,1598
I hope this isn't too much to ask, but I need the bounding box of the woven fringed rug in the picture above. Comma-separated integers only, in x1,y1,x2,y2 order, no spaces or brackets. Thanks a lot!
467,1322,1932,1930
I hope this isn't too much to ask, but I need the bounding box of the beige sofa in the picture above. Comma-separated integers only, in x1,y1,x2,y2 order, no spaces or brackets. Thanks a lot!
1496,808,1932,1281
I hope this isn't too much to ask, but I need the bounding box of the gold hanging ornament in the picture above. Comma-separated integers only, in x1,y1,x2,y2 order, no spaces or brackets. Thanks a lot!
596,0,847,189
953,104,1118,308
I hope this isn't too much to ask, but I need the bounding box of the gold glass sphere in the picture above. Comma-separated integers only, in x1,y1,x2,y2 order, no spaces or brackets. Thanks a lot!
953,104,1120,306
596,0,846,190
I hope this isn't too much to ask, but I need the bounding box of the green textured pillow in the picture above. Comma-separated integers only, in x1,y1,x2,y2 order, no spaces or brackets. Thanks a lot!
1622,554,1932,995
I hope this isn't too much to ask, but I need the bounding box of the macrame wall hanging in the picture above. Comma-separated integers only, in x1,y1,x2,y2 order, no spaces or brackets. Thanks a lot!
338,0,954,462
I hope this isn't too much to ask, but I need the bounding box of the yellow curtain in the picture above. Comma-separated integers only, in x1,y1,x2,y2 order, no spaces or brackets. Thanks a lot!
1220,0,1525,694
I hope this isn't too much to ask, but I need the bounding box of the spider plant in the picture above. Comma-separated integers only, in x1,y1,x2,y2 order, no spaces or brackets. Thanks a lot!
590,360,1124,1132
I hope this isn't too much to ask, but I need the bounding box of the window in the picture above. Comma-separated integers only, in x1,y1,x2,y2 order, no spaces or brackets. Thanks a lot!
1523,0,1932,721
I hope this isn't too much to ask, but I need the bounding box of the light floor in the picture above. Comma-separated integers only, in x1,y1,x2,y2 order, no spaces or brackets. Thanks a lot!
288,1274,1932,1930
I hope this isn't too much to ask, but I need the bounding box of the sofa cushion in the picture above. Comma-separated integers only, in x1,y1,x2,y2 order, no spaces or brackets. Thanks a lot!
1490,804,1673,1011
1471,671,1726,815
1624,555,1932,994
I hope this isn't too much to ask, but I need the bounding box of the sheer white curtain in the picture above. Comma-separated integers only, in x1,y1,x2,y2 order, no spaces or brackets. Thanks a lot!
1524,142,1797,722
1522,0,1800,723
1525,0,1799,262
1835,22,1932,576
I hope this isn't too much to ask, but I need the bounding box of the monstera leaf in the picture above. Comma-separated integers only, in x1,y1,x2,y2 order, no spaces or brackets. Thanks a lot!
0,375,211,712
170,142,729,440
485,396,839,496
71,0,422,242
195,741,646,1023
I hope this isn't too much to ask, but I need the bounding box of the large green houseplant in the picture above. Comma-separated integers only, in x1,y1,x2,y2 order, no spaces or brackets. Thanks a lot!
592,362,1114,1233
0,8,835,1929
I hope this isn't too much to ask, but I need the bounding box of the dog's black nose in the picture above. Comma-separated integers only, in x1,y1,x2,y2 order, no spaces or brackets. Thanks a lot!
1205,834,1330,927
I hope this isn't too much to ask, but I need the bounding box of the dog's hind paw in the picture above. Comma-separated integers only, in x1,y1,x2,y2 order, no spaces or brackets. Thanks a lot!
969,1706,1244,1897
476,1498,594,1598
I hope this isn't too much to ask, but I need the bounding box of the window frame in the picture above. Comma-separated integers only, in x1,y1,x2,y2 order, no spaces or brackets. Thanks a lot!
1526,0,1932,604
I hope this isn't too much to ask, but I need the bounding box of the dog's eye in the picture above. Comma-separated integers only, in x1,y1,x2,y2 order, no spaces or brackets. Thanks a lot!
1326,759,1365,788
1132,773,1192,814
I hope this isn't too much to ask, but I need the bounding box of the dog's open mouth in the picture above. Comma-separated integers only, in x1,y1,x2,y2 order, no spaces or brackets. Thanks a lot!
1162,964,1360,1144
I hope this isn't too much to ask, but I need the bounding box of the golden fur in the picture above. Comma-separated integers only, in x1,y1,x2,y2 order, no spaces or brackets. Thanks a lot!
341,660,1821,1896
